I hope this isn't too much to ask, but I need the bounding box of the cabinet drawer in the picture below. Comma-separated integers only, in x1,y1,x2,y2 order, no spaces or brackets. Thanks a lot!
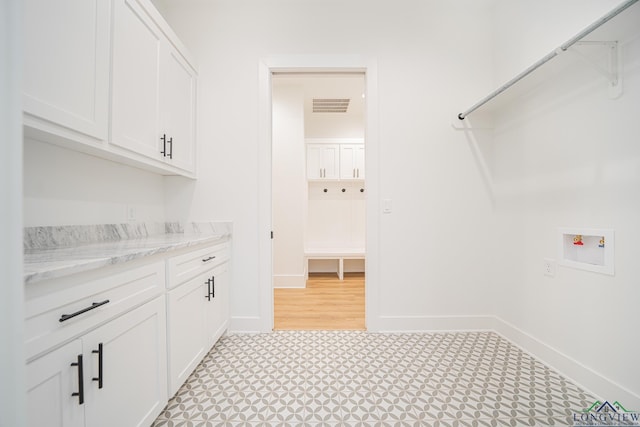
25,262,164,361
166,242,229,289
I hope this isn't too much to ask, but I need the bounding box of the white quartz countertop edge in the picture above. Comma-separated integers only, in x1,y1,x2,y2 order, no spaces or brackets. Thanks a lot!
24,233,229,285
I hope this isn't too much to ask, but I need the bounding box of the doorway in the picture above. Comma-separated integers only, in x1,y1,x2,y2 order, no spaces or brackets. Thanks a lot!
271,72,366,330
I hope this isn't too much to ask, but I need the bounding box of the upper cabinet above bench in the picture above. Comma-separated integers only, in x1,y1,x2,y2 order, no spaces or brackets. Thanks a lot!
23,0,197,178
306,139,365,182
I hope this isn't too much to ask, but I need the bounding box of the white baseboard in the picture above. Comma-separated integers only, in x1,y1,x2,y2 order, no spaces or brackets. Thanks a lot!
376,314,496,332
492,316,640,409
229,316,269,333
273,274,306,288
374,314,639,408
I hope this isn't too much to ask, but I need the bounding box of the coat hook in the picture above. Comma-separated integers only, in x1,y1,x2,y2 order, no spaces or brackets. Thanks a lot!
323,188,328,193
341,188,346,192
360,188,364,193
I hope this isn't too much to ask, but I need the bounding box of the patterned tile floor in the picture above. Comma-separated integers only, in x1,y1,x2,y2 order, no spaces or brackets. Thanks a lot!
152,331,594,427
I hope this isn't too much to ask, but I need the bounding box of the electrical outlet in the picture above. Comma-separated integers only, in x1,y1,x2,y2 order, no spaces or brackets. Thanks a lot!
543,258,556,277
126,205,136,221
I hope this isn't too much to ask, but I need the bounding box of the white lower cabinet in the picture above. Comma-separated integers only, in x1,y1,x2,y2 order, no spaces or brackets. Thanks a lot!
83,296,167,427
27,340,85,427
27,296,167,427
167,272,208,395
205,263,229,349
26,240,231,426
167,246,230,396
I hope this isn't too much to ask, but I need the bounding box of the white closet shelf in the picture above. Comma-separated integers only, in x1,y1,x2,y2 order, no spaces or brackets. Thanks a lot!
454,0,640,128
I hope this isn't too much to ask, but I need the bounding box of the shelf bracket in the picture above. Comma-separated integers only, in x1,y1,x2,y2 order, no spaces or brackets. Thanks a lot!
568,41,621,98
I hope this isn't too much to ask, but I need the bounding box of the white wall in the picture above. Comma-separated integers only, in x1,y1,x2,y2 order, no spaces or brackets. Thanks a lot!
272,81,306,288
306,181,365,250
303,75,365,139
23,138,166,226
488,0,640,406
1,0,26,424
158,0,640,404
305,114,364,139
160,0,497,328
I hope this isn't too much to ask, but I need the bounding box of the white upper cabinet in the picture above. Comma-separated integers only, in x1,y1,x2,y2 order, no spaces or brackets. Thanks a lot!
110,0,163,160
23,0,110,144
159,43,197,172
307,144,340,180
339,144,365,180
111,0,196,174
307,141,365,181
23,0,197,178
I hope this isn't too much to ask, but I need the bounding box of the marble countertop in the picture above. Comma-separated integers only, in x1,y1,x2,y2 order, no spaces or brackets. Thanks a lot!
24,222,231,285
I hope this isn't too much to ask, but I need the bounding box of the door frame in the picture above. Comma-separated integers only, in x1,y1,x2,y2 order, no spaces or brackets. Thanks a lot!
258,55,381,332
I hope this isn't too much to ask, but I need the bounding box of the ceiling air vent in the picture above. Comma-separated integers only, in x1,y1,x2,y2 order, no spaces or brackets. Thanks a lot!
312,98,350,113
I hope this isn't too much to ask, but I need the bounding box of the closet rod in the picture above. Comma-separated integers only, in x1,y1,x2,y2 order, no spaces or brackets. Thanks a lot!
457,0,638,121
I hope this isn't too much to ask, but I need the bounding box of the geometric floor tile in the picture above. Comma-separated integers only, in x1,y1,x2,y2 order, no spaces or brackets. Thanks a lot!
152,331,595,427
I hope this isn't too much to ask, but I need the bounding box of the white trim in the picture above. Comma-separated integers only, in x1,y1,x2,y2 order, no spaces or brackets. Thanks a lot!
305,137,365,145
229,316,265,334
374,314,640,406
1,0,26,424
257,60,274,333
258,54,380,334
377,315,497,332
493,316,640,407
273,274,306,289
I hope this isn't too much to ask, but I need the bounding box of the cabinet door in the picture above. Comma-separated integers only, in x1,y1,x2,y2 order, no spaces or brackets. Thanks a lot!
159,44,197,173
354,145,365,179
307,144,339,180
167,273,208,396
111,0,162,159
204,263,229,349
306,145,323,179
23,0,109,142
340,144,365,180
27,340,85,427
84,296,168,427
322,145,340,179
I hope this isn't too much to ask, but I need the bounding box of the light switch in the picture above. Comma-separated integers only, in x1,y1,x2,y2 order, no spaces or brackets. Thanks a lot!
383,199,392,214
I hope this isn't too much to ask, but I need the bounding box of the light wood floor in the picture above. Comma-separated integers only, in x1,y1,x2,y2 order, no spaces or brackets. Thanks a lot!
274,273,365,330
